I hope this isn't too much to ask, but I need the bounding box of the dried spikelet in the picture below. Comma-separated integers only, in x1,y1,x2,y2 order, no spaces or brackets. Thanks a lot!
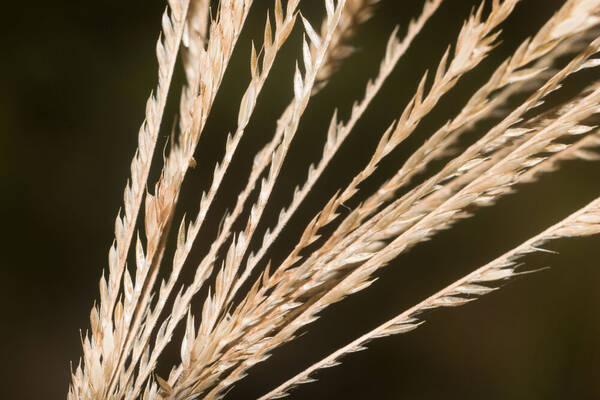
313,0,379,92
69,0,600,399
70,2,193,398
259,195,600,399
280,0,518,309
243,0,443,309
210,3,593,396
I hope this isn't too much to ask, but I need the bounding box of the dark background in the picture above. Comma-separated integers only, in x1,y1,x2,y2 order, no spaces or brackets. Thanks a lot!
3,0,600,399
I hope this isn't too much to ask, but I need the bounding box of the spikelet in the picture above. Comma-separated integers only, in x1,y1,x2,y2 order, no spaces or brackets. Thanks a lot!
259,195,600,400
70,0,600,398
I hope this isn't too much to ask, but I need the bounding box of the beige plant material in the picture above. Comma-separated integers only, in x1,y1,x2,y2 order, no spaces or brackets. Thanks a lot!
379,0,600,195
280,53,600,340
168,0,445,390
70,1,192,398
179,0,210,138
203,2,600,389
116,1,255,397
166,2,352,398
72,0,254,398
349,80,600,260
313,0,379,92
309,30,600,291
69,0,600,399
269,0,527,284
189,0,522,388
324,0,600,256
155,1,302,396
260,193,600,399
242,0,444,295
213,0,416,306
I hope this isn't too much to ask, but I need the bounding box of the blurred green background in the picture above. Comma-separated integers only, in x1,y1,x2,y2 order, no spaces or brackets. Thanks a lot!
3,0,600,399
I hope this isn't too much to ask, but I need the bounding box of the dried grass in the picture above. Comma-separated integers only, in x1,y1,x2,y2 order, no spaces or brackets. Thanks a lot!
68,0,600,399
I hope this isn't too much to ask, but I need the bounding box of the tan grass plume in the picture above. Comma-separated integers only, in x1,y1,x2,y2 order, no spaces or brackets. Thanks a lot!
69,0,600,399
